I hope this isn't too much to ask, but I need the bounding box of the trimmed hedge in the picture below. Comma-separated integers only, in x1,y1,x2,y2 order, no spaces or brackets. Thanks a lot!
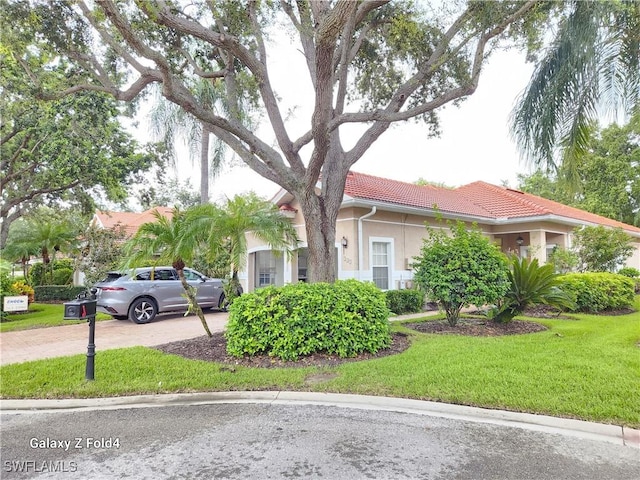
225,280,391,360
557,273,635,313
385,289,424,315
34,285,88,302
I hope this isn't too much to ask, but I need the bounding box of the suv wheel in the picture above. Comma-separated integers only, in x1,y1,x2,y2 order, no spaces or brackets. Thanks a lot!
129,297,157,324
218,293,228,312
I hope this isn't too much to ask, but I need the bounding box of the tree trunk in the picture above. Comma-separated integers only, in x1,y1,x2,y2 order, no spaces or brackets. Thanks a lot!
177,268,213,337
200,123,210,204
297,189,341,284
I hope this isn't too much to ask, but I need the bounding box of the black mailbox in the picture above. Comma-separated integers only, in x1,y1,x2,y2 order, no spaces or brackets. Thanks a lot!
63,298,97,320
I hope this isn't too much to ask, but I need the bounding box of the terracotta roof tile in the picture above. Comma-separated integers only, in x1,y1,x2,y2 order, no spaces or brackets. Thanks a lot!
94,207,174,237
341,172,640,234
456,182,640,233
344,171,493,218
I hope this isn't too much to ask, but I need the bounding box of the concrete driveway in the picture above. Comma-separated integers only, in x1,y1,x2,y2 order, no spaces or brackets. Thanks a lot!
0,311,228,365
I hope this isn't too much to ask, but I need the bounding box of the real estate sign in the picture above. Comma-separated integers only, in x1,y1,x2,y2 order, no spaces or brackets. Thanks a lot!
3,295,28,312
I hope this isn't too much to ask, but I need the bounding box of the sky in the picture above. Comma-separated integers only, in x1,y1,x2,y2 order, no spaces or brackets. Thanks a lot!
153,39,537,204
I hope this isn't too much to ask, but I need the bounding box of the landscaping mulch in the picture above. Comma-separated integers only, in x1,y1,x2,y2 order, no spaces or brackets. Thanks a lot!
154,315,549,368
405,318,548,336
154,331,412,369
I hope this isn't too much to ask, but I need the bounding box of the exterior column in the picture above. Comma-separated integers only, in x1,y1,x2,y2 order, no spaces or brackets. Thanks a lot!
529,230,546,263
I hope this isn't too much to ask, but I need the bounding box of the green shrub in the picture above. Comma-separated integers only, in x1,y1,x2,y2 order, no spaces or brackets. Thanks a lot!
29,259,74,286
413,221,509,326
617,267,640,278
617,268,640,293
385,289,424,315
34,285,87,302
557,273,635,312
51,268,73,285
225,280,391,361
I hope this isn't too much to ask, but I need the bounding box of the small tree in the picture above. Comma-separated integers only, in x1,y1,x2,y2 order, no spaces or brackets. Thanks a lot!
413,222,509,326
572,226,634,272
75,224,128,287
187,193,299,306
547,246,579,274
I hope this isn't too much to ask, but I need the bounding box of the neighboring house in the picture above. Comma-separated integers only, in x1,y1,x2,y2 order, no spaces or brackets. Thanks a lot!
243,171,640,292
91,207,174,237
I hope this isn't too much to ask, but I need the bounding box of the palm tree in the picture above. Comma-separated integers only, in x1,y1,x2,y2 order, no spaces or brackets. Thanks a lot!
188,193,299,301
511,1,640,184
4,216,79,284
122,208,213,337
149,80,227,204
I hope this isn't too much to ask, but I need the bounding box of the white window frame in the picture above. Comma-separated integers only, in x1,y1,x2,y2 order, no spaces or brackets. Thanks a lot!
369,237,394,290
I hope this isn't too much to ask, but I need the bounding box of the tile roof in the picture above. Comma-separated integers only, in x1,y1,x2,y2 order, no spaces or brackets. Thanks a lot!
344,172,493,218
456,181,640,233
342,172,640,234
93,207,174,237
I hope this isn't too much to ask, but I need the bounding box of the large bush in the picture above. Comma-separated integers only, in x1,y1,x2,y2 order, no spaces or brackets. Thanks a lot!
29,259,75,286
413,221,509,326
557,273,635,312
385,289,424,315
225,280,391,361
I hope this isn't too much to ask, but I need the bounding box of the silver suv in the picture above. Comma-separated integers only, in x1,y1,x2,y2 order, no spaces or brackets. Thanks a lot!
95,267,229,324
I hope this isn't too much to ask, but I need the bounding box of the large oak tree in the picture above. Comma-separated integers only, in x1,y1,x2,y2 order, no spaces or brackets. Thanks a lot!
4,0,550,282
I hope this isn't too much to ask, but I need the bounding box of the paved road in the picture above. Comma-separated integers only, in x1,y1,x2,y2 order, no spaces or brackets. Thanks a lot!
0,311,229,365
2,394,639,480
2,311,638,479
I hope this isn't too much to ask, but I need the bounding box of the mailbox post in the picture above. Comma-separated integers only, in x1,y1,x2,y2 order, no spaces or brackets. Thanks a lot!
63,289,98,380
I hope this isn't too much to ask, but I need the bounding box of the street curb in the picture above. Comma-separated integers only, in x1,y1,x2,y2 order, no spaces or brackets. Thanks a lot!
2,391,638,449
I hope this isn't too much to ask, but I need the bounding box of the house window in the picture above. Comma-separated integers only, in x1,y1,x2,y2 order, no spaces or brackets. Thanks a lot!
372,241,391,289
255,250,284,288
256,251,276,287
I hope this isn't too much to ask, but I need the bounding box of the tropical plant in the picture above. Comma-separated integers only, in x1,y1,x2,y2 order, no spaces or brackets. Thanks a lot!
413,221,510,326
517,113,640,226
187,193,299,305
488,256,575,323
511,0,640,185
121,208,213,337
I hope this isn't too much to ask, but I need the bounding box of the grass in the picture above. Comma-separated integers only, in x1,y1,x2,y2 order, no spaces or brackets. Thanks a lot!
1,303,112,332
1,305,639,428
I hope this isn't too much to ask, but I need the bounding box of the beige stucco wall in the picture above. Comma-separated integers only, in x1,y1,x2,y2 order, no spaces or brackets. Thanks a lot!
242,196,640,291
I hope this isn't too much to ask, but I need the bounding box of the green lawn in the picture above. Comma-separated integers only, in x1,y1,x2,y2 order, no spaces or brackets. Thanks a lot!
1,306,638,428
1,303,112,332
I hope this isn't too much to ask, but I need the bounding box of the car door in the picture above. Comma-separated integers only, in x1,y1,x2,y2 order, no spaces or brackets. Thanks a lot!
146,268,183,311
183,268,217,307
